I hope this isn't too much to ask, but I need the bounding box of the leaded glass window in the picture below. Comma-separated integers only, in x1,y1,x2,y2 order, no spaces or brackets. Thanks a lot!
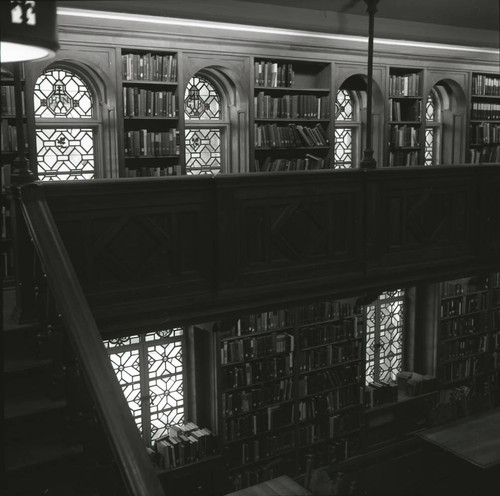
184,74,225,175
104,328,184,446
425,92,441,166
34,68,93,118
365,289,405,385
334,89,357,169
36,128,94,180
35,67,97,181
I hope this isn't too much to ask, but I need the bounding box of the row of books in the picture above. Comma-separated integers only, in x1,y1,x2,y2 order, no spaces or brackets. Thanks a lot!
0,86,25,115
388,98,421,122
121,52,177,82
298,386,360,420
255,123,328,149
298,411,359,445
471,102,500,120
440,294,489,318
219,300,360,338
388,150,419,166
300,435,361,467
298,343,362,373
388,124,420,148
469,145,500,163
254,92,330,119
224,429,294,468
469,122,500,145
441,280,468,297
223,403,294,441
364,381,398,408
397,371,438,397
154,422,217,469
222,378,293,416
124,165,182,177
0,121,27,152
221,354,293,389
440,355,486,382
124,128,180,157
254,61,295,88
123,87,178,117
439,314,488,340
388,73,421,97
441,334,488,359
298,318,363,349
220,332,294,365
298,364,361,394
256,154,329,172
472,75,500,96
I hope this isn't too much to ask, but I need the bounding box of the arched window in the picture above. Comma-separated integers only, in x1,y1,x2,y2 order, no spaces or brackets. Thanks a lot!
365,289,405,385
425,91,441,165
34,67,99,180
334,80,365,169
184,74,227,175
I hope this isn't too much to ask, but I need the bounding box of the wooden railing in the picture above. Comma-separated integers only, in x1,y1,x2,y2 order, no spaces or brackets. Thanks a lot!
20,184,165,496
21,165,500,334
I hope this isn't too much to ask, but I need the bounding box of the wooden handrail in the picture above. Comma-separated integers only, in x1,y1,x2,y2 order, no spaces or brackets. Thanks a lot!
19,182,165,496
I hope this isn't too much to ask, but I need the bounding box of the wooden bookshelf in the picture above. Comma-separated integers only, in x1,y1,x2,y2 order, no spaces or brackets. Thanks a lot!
469,72,500,164
437,272,500,407
120,49,181,177
0,62,26,287
386,67,424,167
217,298,363,493
252,58,332,172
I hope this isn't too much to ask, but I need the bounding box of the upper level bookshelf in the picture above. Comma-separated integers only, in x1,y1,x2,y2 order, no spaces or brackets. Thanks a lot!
469,73,500,164
1,62,27,287
252,58,332,173
120,49,181,177
386,68,424,167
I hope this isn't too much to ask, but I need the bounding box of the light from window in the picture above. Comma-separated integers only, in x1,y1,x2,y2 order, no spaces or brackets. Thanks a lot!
104,328,184,445
425,94,435,166
184,75,220,120
185,128,221,175
334,90,354,169
36,128,95,181
365,289,404,385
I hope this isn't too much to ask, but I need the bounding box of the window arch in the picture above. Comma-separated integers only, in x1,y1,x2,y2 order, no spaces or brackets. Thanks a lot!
334,77,366,169
425,90,442,166
184,74,226,175
34,66,100,181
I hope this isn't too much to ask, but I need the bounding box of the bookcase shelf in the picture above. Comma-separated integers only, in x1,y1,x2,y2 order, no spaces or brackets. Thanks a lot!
469,73,500,163
437,272,500,393
386,68,424,166
217,297,363,493
120,48,181,177
252,57,332,173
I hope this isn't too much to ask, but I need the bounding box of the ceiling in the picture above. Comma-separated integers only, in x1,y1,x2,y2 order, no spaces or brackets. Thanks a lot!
58,0,499,31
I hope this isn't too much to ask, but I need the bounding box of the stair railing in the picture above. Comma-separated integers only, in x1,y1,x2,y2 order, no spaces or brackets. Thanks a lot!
19,181,165,496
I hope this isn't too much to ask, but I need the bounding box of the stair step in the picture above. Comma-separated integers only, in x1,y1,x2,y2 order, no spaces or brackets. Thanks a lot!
5,393,67,420
4,357,52,374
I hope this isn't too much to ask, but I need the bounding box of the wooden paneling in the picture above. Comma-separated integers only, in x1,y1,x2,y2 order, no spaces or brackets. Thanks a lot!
23,165,500,331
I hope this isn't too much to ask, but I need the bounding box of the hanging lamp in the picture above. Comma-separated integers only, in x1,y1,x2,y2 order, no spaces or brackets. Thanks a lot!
0,1,59,63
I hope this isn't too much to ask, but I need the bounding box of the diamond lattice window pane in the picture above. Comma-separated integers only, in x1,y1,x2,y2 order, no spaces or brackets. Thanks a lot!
184,76,221,120
334,127,353,169
335,90,353,121
34,68,93,118
36,128,95,181
185,128,221,175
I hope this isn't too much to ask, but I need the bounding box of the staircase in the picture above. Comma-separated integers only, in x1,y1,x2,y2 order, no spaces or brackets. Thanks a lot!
2,287,119,496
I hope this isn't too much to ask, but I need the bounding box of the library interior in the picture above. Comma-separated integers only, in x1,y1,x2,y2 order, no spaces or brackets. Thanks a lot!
1,1,500,495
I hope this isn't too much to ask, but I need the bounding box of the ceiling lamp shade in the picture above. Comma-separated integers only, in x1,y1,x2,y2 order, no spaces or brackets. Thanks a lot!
1,1,59,63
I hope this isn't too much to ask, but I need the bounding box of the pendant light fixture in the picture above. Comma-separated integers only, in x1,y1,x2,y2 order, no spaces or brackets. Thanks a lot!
0,1,59,63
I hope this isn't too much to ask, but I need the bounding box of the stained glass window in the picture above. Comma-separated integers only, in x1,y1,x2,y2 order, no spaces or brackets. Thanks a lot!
424,128,435,167
184,74,224,175
34,68,93,118
184,76,221,120
36,128,95,180
35,67,96,180
425,93,438,166
185,128,221,175
365,289,405,385
104,328,184,445
334,89,356,169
